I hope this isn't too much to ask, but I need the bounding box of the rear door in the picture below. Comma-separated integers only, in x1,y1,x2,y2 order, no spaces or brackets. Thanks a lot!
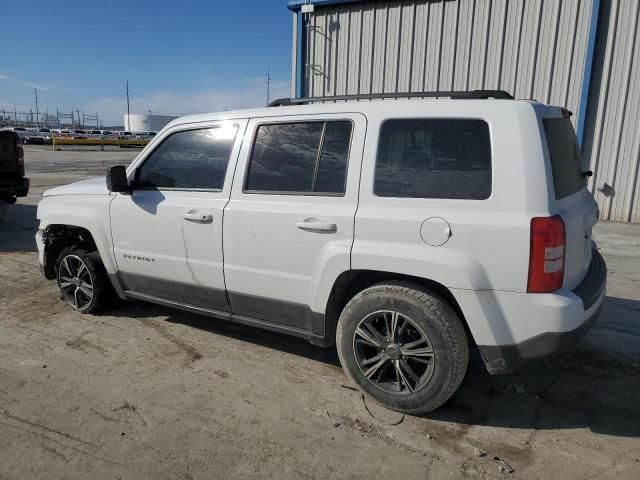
542,115,597,289
223,113,365,334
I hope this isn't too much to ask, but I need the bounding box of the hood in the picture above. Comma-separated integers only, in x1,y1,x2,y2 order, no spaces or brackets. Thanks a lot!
43,176,110,197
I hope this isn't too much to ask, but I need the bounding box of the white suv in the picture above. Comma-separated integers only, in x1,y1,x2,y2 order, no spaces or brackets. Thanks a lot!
36,91,606,414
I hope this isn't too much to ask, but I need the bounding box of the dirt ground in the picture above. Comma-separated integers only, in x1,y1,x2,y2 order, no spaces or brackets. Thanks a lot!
0,145,639,479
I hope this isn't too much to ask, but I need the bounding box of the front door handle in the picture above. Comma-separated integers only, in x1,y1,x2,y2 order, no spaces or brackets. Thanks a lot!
295,218,337,233
182,212,213,223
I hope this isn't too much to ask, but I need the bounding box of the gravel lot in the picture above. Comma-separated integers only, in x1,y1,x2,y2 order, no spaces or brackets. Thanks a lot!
1,145,639,479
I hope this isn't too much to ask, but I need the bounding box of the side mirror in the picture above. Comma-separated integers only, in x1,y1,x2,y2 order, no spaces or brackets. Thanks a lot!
106,166,129,192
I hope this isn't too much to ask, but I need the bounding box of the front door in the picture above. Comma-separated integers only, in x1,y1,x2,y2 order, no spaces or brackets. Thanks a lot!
223,114,366,334
110,121,245,312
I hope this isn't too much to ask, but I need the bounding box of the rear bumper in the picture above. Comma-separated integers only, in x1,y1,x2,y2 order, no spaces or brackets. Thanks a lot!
0,177,29,197
478,303,602,374
475,250,607,374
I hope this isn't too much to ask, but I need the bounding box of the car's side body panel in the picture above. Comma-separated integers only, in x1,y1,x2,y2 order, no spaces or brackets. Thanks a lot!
353,102,550,290
109,119,248,311
223,113,367,332
35,98,605,375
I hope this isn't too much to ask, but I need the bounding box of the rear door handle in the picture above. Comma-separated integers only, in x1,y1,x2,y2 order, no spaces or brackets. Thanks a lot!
182,212,213,223
295,218,337,233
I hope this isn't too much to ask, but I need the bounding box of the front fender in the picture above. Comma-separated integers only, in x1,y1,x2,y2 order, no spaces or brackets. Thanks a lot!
37,194,117,274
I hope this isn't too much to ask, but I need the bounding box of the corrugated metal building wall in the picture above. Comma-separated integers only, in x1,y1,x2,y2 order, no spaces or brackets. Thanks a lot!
289,0,640,223
299,0,593,131
583,0,640,223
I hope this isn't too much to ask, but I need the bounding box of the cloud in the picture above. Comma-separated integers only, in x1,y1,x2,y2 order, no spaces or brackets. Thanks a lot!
0,74,9,81
22,82,49,91
81,78,290,125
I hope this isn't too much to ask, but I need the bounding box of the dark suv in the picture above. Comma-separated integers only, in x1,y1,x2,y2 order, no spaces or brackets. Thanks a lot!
0,130,30,204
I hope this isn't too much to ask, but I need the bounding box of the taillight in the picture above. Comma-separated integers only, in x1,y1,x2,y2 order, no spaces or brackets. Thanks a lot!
527,215,565,293
15,137,24,166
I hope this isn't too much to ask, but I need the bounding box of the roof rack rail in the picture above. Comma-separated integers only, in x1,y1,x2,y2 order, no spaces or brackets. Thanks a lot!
268,89,514,107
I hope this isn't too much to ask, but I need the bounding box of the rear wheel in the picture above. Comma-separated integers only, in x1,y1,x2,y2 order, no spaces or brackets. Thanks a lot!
56,247,110,313
336,282,468,414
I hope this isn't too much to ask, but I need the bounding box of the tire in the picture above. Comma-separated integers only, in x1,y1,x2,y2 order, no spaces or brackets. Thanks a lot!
56,247,111,314
336,282,468,415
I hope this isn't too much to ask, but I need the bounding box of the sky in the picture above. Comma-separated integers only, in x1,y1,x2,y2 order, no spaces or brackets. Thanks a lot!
0,0,293,126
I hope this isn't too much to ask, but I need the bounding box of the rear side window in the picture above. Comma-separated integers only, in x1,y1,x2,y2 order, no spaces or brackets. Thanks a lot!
245,121,352,194
137,125,237,190
543,118,585,199
374,119,492,199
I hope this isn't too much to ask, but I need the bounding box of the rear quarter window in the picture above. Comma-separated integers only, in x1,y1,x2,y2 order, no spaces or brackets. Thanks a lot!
543,118,585,199
374,118,492,200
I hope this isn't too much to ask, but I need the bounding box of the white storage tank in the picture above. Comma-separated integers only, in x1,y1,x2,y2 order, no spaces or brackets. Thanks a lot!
124,114,178,132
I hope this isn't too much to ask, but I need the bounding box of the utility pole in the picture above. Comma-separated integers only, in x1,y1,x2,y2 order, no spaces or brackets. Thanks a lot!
126,80,130,131
34,88,40,127
265,68,271,106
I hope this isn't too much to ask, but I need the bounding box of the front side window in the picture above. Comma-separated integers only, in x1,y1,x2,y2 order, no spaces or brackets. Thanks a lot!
245,121,352,194
137,125,238,190
374,119,492,200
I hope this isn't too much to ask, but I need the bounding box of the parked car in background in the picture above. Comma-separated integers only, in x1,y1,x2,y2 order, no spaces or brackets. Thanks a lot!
134,131,157,140
13,131,29,142
51,129,72,138
116,131,137,147
0,130,29,216
71,130,88,139
23,132,51,145
35,90,606,414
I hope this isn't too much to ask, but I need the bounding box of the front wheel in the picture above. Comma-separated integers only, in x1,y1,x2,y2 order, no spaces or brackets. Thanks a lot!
56,247,110,313
336,282,468,415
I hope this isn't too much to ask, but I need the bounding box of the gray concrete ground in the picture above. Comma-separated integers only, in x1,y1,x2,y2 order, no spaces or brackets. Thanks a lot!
0,145,639,479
